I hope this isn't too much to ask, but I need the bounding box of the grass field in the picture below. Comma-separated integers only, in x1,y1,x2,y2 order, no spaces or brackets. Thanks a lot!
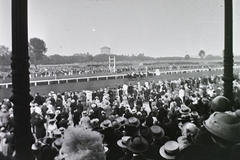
0,69,228,101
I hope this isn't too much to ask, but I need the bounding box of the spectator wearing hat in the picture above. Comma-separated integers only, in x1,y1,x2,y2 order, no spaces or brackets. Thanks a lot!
150,125,166,148
176,112,240,160
34,114,47,139
31,140,44,160
139,126,162,160
126,135,152,160
164,111,180,140
125,117,141,136
47,119,57,138
118,104,126,116
58,114,69,129
210,96,231,113
124,108,133,119
79,111,91,129
30,106,38,134
177,122,200,150
99,119,124,160
159,141,180,160
0,108,10,128
136,97,143,112
98,111,107,124
117,136,133,160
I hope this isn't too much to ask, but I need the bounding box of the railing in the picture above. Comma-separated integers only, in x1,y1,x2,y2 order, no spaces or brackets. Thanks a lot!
0,66,239,89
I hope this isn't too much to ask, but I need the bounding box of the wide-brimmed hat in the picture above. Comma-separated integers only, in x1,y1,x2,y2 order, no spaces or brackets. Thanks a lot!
111,120,122,130
150,125,165,139
177,114,191,122
127,117,140,128
31,141,43,150
177,136,192,150
159,141,179,159
91,103,97,108
82,111,88,116
203,112,240,142
126,135,148,153
179,105,191,115
190,111,200,120
117,136,131,148
100,119,112,129
138,126,153,143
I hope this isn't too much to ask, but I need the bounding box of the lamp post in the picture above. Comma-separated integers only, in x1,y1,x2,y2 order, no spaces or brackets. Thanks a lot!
11,0,35,159
222,0,234,104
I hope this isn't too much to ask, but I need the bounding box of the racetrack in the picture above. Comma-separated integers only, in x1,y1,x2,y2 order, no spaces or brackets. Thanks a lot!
0,69,226,101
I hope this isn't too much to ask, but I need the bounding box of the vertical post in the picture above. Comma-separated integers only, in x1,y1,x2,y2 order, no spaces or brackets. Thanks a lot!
222,0,234,104
114,56,116,73
10,0,35,159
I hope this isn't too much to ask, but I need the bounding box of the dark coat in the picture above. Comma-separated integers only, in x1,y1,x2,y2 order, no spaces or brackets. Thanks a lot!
34,118,46,139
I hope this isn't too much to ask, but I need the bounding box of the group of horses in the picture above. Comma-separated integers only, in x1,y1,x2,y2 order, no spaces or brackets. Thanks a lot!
126,72,153,80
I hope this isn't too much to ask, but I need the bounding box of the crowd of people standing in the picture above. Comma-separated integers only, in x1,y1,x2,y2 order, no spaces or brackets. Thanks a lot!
1,74,240,159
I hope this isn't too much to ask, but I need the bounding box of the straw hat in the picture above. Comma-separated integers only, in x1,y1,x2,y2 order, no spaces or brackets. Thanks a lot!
115,116,128,126
203,112,240,142
117,136,131,148
100,119,112,129
31,141,43,150
150,125,165,139
127,117,140,128
159,141,179,159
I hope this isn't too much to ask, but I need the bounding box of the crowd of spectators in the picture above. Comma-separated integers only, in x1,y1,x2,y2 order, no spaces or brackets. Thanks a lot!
1,74,240,160
0,63,222,80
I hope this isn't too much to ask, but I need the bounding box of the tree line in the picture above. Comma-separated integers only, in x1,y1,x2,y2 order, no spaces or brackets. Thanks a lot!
0,37,224,68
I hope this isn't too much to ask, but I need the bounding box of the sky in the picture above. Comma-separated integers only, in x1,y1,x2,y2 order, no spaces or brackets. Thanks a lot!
0,0,240,58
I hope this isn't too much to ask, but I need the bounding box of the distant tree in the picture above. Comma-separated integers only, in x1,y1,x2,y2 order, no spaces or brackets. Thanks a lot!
0,45,11,65
198,50,205,59
29,38,47,68
184,54,190,60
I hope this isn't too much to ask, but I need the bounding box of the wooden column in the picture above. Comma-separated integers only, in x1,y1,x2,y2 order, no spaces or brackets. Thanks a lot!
10,0,35,159
222,0,234,104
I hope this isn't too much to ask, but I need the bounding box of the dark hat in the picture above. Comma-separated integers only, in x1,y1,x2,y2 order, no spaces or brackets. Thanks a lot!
211,96,231,112
138,126,153,143
127,117,140,128
126,135,148,153
150,125,165,139
179,105,191,115
190,111,200,120
117,136,131,148
177,114,191,122
111,120,122,130
203,112,240,142
159,141,179,159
